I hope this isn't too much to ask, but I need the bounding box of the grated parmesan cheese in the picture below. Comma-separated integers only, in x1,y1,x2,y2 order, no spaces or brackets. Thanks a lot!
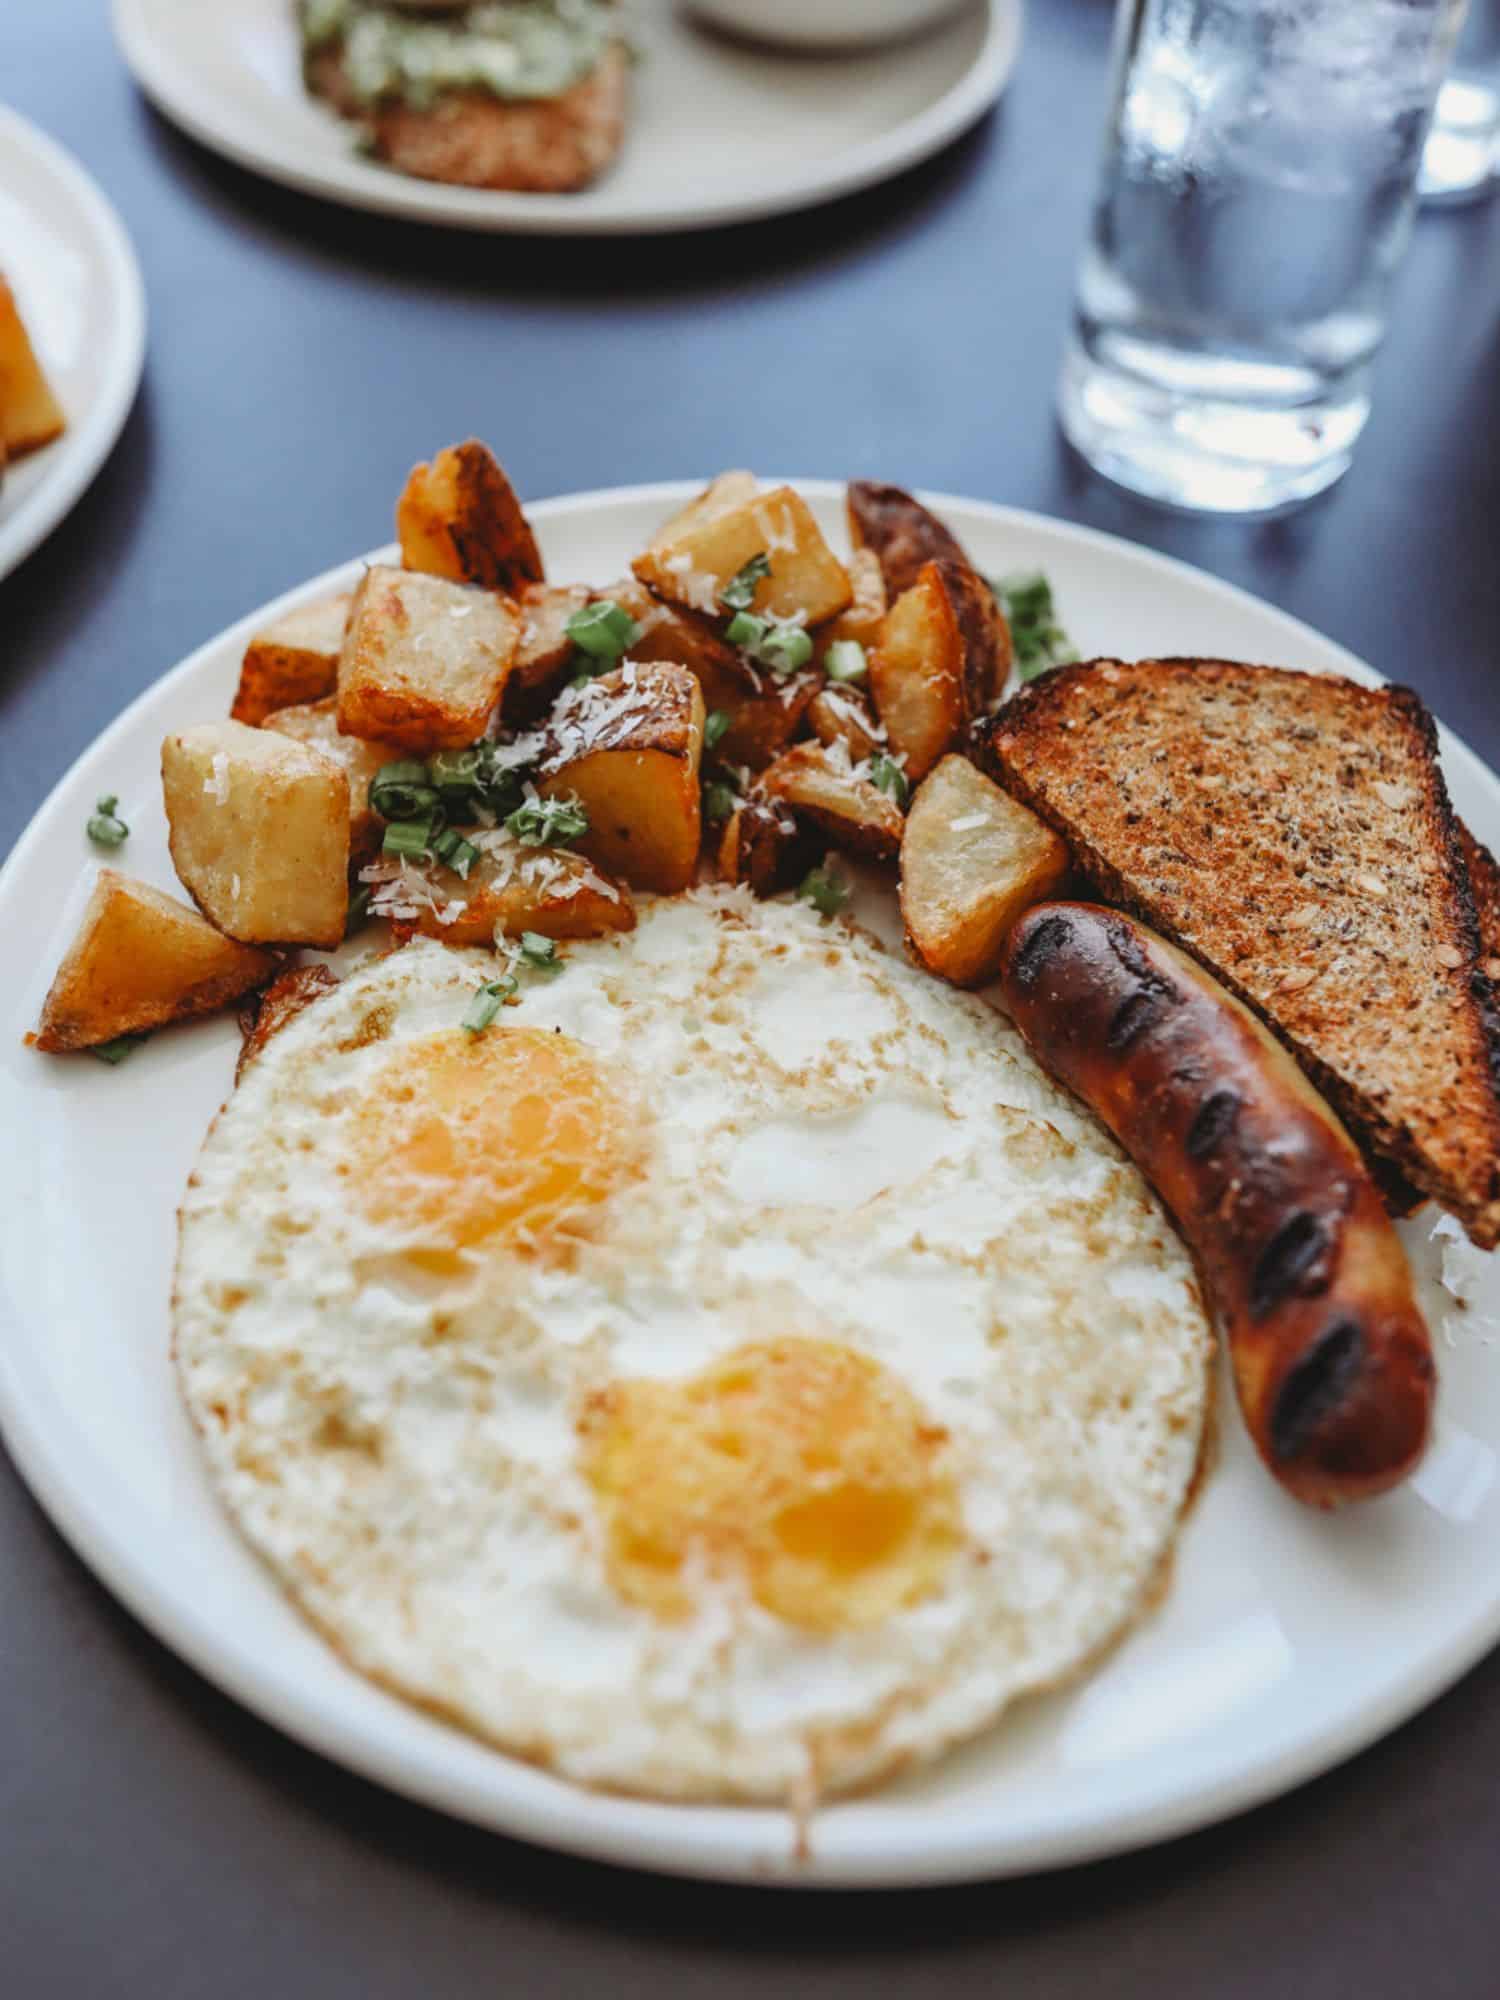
204,752,230,804
949,813,989,834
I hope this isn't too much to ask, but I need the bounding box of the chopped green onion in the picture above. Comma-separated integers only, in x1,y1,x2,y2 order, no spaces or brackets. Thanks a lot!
567,599,642,663
703,781,739,825
868,753,910,807
86,796,129,848
798,864,849,918
504,794,589,847
382,815,436,859
725,611,768,653
990,570,1078,683
518,931,562,974
90,1032,148,1065
462,978,516,1036
344,883,373,937
431,827,480,879
426,747,484,813
721,551,771,613
370,761,441,822
760,624,813,677
704,709,732,751
823,640,868,684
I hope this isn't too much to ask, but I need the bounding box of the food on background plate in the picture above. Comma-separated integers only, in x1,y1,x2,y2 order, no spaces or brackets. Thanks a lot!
0,272,66,477
297,1,630,193
1002,903,1435,1506
174,903,1213,1802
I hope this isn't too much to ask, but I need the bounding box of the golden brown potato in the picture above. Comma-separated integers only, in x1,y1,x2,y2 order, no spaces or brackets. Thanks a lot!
869,559,1006,783
237,964,340,1081
759,741,905,863
0,275,65,458
716,796,812,898
847,481,969,598
162,720,350,948
365,841,636,946
632,485,852,627
537,662,705,894
807,683,886,762
505,581,594,713
395,439,545,593
337,564,519,751
900,754,1070,987
262,697,399,861
813,547,887,665
647,471,759,549
31,871,275,1052
231,592,352,727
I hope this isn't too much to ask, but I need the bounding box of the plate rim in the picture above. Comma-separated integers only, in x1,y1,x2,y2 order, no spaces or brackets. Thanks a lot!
5,480,1500,1888
110,0,1022,237
0,108,148,583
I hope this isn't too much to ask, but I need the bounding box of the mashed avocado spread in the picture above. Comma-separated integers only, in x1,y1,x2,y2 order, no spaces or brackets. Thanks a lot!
300,0,616,107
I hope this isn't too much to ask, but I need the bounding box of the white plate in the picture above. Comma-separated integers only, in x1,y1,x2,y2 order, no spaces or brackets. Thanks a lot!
0,110,146,583
111,0,1021,235
4,484,1500,1888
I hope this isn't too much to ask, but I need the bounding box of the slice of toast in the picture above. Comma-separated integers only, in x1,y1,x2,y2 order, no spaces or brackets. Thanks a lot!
975,658,1500,1248
1460,823,1500,980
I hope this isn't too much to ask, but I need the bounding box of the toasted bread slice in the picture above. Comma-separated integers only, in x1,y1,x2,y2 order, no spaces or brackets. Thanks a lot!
1460,823,1500,982
976,658,1500,1247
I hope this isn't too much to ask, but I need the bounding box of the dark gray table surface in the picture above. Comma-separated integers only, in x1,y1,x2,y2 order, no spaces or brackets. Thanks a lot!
6,4,1500,1995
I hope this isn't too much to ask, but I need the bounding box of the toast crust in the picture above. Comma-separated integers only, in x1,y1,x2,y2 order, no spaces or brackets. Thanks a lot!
975,658,1500,1248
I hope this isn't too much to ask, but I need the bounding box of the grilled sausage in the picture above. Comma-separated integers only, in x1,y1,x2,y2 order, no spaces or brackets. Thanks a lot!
1000,902,1435,1507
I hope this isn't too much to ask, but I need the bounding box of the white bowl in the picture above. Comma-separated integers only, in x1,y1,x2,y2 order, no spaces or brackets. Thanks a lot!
687,0,971,53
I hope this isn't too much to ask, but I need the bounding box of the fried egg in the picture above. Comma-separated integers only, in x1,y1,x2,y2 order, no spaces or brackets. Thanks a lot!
174,888,1212,1803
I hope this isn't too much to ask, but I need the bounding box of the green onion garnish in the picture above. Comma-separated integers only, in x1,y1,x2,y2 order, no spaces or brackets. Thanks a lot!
90,1032,148,1065
868,753,909,807
567,599,642,664
86,796,129,848
344,884,373,937
431,827,480,879
990,570,1078,683
427,747,484,813
382,816,436,859
518,931,562,973
760,624,813,677
725,611,767,653
721,551,771,613
798,864,849,918
504,794,589,847
823,640,868,684
370,761,441,822
703,781,739,824
462,978,516,1035
704,709,732,751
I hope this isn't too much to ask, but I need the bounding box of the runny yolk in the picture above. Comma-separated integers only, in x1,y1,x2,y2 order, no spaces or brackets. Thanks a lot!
581,1338,960,1632
351,1026,628,1263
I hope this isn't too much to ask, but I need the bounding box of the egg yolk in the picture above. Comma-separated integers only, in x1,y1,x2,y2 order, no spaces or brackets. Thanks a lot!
582,1338,960,1632
351,1026,629,1263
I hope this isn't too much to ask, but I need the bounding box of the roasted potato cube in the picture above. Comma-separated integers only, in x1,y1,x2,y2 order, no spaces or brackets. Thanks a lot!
31,871,275,1052
162,720,350,947
366,842,636,946
869,560,1006,783
537,662,705,894
647,471,759,549
814,548,887,665
504,581,594,715
716,796,812,898
847,481,969,598
900,755,1070,987
262,697,399,861
632,485,851,627
338,564,519,752
0,275,65,457
759,741,904,863
231,592,352,726
237,964,340,1081
396,439,545,593
807,683,886,763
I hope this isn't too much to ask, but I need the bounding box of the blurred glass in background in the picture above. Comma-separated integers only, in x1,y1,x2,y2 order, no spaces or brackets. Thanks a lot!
1059,0,1467,515
1421,0,1500,201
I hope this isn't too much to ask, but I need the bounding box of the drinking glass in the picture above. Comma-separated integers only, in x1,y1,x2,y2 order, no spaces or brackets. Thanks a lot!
1059,0,1468,514
1421,0,1500,202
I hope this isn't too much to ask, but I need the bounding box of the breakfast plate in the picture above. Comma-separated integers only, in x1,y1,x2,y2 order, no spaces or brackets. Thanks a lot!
110,0,1021,235
5,482,1500,1886
0,110,146,584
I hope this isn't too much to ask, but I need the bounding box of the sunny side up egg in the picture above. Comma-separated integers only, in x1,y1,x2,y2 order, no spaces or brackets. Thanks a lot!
174,888,1213,1804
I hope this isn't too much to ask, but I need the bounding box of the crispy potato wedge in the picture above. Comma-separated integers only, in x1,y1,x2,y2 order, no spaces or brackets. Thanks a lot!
162,720,350,947
537,662,705,893
504,581,593,714
716,796,813,898
396,439,545,593
847,481,969,598
942,558,1012,707
230,592,351,726
0,275,65,457
366,841,635,946
869,559,1006,783
338,564,519,751
900,754,1070,987
262,697,400,862
31,871,275,1052
807,683,886,762
237,964,340,1080
648,471,759,549
813,547,886,665
759,741,904,863
632,485,852,627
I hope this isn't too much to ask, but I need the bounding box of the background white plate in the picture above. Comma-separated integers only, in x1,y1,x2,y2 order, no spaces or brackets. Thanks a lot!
4,484,1500,1888
111,0,1021,235
0,109,146,584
